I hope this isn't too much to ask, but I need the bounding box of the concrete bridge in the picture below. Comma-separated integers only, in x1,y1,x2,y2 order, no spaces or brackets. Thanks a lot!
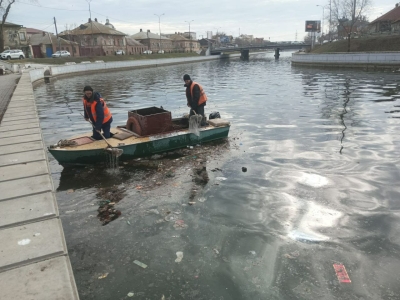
210,44,311,59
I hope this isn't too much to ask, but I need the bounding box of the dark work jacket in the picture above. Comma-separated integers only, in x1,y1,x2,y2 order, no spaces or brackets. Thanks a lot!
185,81,206,109
83,92,106,130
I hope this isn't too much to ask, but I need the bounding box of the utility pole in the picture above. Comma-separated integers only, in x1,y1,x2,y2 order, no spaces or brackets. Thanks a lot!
185,20,194,52
329,0,332,41
86,0,93,56
53,17,61,53
154,13,164,53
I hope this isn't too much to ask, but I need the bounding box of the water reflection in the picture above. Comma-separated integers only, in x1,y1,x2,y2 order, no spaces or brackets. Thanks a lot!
34,53,400,299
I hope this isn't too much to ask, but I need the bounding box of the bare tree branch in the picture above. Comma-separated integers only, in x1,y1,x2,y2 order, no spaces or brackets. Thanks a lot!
330,0,372,51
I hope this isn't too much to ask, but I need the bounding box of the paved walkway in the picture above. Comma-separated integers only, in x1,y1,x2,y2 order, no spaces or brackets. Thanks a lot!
0,73,79,299
0,74,20,123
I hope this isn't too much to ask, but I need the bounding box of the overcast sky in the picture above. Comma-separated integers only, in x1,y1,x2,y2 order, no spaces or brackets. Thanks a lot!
6,0,397,41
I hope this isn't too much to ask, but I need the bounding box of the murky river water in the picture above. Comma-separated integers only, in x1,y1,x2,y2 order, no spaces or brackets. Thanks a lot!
34,52,400,300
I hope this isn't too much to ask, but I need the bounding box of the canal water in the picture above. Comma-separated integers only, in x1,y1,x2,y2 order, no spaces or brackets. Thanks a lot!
34,52,400,300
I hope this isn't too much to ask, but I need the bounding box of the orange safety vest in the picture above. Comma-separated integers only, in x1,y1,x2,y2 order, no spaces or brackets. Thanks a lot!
83,97,112,123
190,81,208,105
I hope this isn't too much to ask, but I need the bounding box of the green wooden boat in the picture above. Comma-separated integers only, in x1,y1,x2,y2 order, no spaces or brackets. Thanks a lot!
48,117,230,165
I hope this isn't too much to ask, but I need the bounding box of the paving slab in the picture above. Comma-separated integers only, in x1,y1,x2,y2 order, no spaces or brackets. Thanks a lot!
0,192,57,229
0,117,39,127
0,174,53,201
0,122,40,132
0,218,66,272
0,132,42,146
12,90,34,95
2,111,35,119
0,256,79,300
0,140,43,155
10,95,35,101
6,100,36,109
0,149,45,167
0,127,41,137
0,160,49,182
2,114,39,122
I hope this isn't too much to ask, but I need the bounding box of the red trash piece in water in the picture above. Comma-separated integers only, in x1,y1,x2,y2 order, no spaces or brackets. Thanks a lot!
333,264,351,283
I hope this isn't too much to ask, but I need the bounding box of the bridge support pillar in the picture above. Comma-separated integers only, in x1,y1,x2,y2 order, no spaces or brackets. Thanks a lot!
240,49,249,60
274,48,280,59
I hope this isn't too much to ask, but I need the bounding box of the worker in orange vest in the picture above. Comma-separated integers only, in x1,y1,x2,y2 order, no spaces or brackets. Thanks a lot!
183,74,207,126
83,86,113,140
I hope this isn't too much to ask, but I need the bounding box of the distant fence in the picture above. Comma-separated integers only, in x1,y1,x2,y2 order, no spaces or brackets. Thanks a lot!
292,52,400,68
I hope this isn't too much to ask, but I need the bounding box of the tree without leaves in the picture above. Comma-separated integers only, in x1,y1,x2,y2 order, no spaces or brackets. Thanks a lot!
331,0,372,52
0,0,16,52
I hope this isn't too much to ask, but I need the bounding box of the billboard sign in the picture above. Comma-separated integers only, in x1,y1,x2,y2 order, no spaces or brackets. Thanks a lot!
305,20,321,32
220,36,230,43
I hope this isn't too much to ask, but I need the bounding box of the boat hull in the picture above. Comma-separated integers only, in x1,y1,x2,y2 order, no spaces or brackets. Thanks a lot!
48,125,230,165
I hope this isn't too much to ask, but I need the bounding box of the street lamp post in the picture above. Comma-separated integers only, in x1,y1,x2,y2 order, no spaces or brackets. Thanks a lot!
316,5,325,35
215,27,221,46
317,4,326,44
185,20,194,52
154,13,164,53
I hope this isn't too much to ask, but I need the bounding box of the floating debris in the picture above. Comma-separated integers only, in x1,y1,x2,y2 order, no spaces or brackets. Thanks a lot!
333,264,351,283
175,251,184,263
127,292,134,297
215,177,227,181
97,202,121,226
98,273,109,279
133,260,148,269
173,220,188,229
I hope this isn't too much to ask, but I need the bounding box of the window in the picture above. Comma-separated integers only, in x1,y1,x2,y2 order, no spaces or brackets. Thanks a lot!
19,32,26,41
94,37,98,46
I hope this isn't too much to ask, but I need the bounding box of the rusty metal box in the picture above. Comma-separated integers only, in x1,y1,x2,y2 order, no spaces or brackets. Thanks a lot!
128,107,172,135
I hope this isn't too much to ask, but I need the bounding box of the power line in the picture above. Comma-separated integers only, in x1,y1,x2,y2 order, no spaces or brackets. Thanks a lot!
17,1,86,11
17,2,140,26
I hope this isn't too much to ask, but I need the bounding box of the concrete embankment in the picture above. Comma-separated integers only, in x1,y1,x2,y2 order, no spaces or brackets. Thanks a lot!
292,52,400,69
29,54,242,84
0,73,79,299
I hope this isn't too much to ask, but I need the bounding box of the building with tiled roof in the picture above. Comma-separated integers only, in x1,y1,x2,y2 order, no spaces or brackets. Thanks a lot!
163,32,200,52
29,32,80,58
60,18,146,56
369,3,400,32
1,22,28,54
131,29,173,53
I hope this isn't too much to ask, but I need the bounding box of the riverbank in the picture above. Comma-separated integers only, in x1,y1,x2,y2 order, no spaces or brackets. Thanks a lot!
311,35,400,53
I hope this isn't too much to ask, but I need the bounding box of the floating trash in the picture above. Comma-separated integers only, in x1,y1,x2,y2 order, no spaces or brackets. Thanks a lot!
333,264,351,283
175,251,183,263
133,260,148,269
98,273,109,279
215,177,227,181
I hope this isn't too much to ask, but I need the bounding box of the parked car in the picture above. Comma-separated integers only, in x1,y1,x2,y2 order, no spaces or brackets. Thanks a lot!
0,49,25,60
52,50,70,58
158,50,164,54
115,50,125,55
143,50,152,54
